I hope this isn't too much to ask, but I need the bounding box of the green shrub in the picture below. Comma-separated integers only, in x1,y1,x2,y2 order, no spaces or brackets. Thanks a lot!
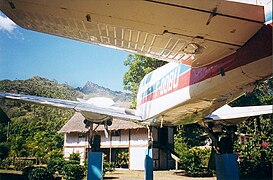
22,166,36,178
66,160,80,165
69,152,81,162
236,138,272,179
28,167,54,180
0,157,12,169
116,149,129,168
47,158,65,175
182,147,213,177
62,164,85,180
103,161,115,176
0,142,10,160
14,159,33,171
45,150,63,162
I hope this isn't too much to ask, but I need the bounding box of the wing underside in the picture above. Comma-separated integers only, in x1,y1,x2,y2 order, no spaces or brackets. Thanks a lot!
205,104,273,125
0,0,265,66
0,92,143,123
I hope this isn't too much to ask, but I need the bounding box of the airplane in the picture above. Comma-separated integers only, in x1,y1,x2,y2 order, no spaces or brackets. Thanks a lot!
0,0,272,155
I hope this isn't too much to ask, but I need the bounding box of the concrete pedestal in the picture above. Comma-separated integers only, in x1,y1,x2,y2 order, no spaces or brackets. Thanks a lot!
87,152,103,180
144,148,153,180
215,154,239,180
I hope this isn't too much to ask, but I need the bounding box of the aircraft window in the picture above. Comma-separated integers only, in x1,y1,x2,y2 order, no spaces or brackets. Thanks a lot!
147,86,153,94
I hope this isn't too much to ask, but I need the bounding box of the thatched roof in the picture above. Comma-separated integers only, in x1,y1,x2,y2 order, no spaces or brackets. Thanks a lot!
59,112,145,133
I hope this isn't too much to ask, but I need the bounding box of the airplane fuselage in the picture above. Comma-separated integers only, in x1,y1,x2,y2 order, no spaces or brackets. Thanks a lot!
137,23,272,125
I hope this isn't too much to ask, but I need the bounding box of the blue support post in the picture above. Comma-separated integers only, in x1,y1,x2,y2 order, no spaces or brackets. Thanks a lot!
144,148,153,180
87,152,103,180
215,154,239,180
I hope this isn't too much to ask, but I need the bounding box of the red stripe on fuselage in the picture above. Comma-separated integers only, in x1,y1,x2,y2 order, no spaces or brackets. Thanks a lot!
139,24,272,106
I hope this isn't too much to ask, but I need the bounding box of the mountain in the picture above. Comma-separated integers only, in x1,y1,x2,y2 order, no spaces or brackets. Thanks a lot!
0,76,83,101
0,76,131,107
77,81,131,107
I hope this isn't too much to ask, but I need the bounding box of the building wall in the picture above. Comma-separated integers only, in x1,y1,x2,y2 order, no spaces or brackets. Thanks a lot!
100,128,148,170
130,146,147,170
100,129,130,148
62,127,174,170
129,128,149,170
63,132,88,165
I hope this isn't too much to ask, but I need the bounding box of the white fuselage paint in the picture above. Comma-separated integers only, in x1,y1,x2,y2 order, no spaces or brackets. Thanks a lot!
136,55,272,125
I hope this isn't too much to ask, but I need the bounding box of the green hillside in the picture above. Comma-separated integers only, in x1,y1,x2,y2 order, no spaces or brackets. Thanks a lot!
0,76,83,163
0,76,131,164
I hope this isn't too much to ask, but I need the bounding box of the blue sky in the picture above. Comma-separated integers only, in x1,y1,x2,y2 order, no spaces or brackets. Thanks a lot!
0,12,129,91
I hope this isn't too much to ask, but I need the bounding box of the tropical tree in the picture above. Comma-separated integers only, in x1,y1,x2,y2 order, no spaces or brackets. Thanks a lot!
0,77,80,164
123,54,166,108
232,78,273,178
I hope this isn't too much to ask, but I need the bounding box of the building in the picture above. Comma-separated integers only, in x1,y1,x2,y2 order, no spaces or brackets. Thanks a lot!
59,113,175,170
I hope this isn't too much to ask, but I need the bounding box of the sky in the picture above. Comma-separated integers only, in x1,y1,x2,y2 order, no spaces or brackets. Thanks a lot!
0,12,129,92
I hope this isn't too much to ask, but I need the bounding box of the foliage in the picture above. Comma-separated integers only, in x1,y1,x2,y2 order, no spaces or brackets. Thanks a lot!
179,124,206,148
123,54,166,108
45,150,63,162
174,124,207,170
0,77,82,165
234,116,272,178
65,160,81,165
0,157,12,169
230,78,273,107
183,147,212,177
116,149,129,168
103,161,115,175
62,163,85,180
0,142,10,160
0,121,8,142
69,152,81,163
174,129,190,170
102,154,115,176
232,78,273,179
28,167,54,180
13,159,34,171
47,158,65,175
10,136,28,157
22,166,36,179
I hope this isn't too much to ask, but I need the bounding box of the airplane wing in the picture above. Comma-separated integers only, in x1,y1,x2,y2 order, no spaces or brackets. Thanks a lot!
205,104,273,125
0,0,265,66
0,92,143,123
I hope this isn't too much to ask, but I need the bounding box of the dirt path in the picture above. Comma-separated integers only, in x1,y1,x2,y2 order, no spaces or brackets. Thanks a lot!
104,170,216,180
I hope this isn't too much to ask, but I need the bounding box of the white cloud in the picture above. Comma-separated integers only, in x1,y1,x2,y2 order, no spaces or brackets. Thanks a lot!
0,15,16,33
